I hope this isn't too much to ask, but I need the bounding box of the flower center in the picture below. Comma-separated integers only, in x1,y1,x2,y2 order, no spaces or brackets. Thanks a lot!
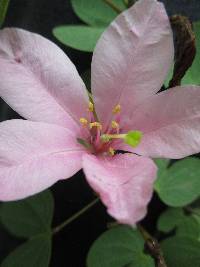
77,101,142,156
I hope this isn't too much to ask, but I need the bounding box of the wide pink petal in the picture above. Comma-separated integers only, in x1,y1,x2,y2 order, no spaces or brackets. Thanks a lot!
0,119,85,201
82,153,157,225
122,86,200,159
0,28,89,130
91,0,174,128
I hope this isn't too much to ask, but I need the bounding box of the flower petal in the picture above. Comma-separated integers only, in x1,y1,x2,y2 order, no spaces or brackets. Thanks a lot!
0,120,85,201
123,86,200,159
82,153,157,225
91,0,173,127
0,28,89,129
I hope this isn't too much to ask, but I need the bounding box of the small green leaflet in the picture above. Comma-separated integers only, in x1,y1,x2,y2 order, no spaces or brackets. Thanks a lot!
157,208,200,240
154,158,170,170
53,0,126,52
158,208,186,233
162,236,200,267
1,236,52,267
71,0,126,27
0,190,54,267
87,225,154,267
0,0,10,28
53,25,104,52
154,157,200,207
0,190,54,238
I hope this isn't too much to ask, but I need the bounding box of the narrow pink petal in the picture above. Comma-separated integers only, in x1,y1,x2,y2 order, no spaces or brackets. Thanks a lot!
0,120,85,201
122,86,200,159
91,0,174,128
0,28,89,130
82,153,157,225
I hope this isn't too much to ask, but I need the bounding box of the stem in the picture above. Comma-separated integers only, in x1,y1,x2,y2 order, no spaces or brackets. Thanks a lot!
53,198,99,235
137,224,168,267
103,0,123,13
137,224,152,240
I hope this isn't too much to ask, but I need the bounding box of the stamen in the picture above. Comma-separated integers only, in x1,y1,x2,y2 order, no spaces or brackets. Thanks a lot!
88,101,94,112
108,147,115,156
79,117,88,126
89,122,102,130
111,120,119,129
112,104,121,114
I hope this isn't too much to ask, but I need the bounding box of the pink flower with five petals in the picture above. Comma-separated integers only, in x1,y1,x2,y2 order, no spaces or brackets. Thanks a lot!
0,0,200,225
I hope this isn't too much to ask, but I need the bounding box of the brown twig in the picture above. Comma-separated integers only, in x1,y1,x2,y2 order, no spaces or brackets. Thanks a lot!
168,15,196,88
137,224,168,267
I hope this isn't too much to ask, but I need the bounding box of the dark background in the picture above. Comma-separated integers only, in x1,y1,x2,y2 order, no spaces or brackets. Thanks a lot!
0,1,200,266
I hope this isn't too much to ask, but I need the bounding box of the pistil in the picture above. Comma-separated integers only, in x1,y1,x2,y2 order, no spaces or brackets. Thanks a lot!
101,133,126,142
101,130,143,148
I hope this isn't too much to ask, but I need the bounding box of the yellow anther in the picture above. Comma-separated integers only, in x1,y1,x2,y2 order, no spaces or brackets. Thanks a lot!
108,147,115,156
79,117,88,126
111,120,119,129
88,102,94,112
89,122,102,130
112,104,121,114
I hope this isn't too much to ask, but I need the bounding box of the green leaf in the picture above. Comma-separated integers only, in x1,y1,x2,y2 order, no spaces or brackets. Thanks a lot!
154,158,170,171
155,158,200,207
0,190,54,238
1,235,51,267
53,25,104,52
87,226,154,267
0,0,10,28
158,208,185,233
154,159,169,191
158,208,200,239
71,0,125,26
124,131,143,148
162,236,200,267
182,22,200,85
177,216,200,239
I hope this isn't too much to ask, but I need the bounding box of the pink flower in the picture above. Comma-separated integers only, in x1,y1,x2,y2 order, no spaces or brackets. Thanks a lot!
0,0,200,225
